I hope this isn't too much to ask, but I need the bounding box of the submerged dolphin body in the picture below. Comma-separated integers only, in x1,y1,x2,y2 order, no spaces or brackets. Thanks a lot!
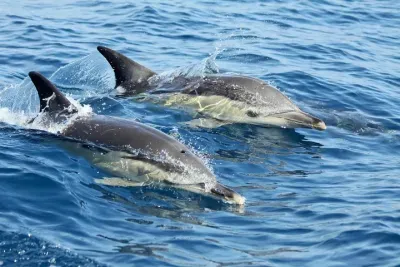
27,72,245,205
97,46,326,131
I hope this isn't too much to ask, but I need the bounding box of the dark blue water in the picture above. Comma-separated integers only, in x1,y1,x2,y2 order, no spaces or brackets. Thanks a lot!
0,0,399,266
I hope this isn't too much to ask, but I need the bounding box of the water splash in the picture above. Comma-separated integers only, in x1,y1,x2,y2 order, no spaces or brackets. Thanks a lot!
0,78,39,115
50,52,115,98
0,107,31,128
0,97,92,134
150,49,221,84
0,68,93,134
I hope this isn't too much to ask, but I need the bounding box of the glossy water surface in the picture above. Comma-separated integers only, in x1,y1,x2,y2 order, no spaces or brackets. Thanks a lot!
0,0,400,266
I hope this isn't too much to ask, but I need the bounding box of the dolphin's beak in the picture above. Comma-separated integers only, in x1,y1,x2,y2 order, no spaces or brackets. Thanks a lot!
211,183,246,205
312,119,327,131
177,182,245,205
275,111,327,131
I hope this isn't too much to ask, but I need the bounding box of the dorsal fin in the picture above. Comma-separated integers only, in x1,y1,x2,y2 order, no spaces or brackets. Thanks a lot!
28,71,77,115
97,46,156,93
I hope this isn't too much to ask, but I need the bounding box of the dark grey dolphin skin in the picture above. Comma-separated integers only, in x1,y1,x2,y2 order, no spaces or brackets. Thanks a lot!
97,46,326,131
27,71,245,205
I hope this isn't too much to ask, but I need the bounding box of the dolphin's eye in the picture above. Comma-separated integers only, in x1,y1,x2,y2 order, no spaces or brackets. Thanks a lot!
181,150,186,154
246,110,259,117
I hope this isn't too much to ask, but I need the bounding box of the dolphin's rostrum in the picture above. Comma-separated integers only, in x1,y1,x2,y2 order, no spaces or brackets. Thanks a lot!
97,46,326,131
27,71,245,205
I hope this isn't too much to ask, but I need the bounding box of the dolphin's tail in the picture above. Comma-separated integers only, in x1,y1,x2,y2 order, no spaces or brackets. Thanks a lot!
97,46,156,92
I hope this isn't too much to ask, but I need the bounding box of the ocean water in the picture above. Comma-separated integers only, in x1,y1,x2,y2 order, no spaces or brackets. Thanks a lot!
0,0,399,266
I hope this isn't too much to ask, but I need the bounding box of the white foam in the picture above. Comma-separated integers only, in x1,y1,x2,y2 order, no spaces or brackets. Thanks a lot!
0,94,92,134
116,85,127,94
0,108,31,127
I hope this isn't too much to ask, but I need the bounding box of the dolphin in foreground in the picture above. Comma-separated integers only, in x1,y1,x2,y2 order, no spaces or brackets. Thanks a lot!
27,71,245,205
97,46,326,131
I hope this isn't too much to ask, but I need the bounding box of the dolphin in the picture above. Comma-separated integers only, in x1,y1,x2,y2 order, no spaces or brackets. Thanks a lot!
97,46,326,131
27,71,245,205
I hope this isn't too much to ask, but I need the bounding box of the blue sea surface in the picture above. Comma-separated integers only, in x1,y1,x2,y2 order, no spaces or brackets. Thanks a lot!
0,0,400,266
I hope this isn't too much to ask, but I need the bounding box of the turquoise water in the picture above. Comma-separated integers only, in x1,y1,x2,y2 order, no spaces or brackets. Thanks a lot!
0,0,400,266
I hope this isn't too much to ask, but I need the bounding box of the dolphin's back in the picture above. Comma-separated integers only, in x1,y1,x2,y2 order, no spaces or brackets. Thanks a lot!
62,115,215,183
62,115,182,154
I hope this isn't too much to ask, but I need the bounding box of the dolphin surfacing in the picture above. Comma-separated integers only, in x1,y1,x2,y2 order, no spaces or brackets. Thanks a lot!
97,46,326,131
27,71,245,205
